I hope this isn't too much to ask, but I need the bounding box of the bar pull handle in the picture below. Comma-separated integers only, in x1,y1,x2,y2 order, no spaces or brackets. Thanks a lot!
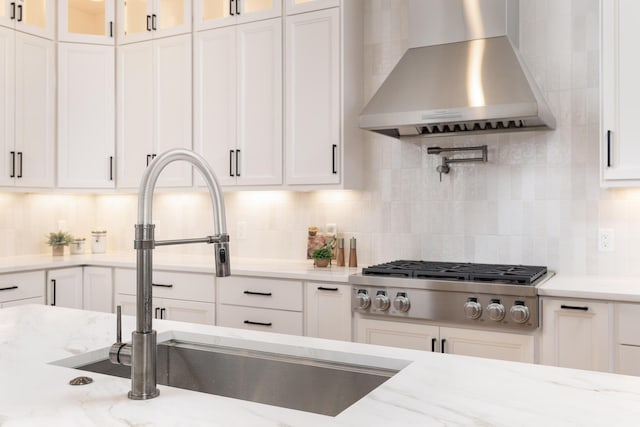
10,2,15,20
154,307,160,319
16,4,22,22
560,304,589,311
244,320,272,327
146,15,152,31
109,156,113,181
607,130,612,168
50,279,56,306
441,338,446,353
160,308,166,319
9,151,15,178
431,338,437,352
152,283,173,288
0,285,18,292
332,144,337,174
236,0,240,15
17,152,22,178
146,154,152,167
152,14,157,31
109,21,113,38
317,286,338,291
229,150,235,177
230,0,235,16
235,150,240,177
243,290,272,296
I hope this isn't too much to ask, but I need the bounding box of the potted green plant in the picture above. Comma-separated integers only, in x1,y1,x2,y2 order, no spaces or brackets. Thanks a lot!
46,231,73,256
311,247,333,267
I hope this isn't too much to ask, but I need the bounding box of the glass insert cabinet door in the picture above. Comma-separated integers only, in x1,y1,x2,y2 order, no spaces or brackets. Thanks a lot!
59,0,115,43
120,0,190,43
1,0,53,38
195,0,280,30
284,0,338,15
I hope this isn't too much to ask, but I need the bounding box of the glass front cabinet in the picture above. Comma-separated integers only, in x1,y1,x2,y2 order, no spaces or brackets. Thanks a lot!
117,0,191,44
194,0,281,31
58,0,115,44
0,0,54,39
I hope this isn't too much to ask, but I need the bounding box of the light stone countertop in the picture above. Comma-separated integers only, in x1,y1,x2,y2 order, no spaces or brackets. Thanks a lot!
0,252,358,283
2,304,640,426
538,275,640,302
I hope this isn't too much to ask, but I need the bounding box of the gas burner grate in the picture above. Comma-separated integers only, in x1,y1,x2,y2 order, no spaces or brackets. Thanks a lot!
362,261,547,285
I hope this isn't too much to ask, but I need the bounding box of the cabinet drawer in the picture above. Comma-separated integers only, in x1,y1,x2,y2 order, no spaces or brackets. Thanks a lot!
617,345,640,376
0,271,45,303
617,303,640,345
114,269,215,303
218,276,302,311
218,304,303,336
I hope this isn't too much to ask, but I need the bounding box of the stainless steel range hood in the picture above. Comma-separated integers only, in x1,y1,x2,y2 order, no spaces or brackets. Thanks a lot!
359,0,555,139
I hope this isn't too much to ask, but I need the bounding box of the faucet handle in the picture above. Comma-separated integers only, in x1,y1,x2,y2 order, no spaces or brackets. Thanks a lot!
116,305,122,343
110,305,132,366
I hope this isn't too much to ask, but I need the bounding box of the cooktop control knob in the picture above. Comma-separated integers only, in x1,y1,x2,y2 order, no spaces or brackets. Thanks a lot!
510,301,530,324
464,298,482,320
393,292,411,312
355,290,371,309
374,290,391,311
487,299,505,321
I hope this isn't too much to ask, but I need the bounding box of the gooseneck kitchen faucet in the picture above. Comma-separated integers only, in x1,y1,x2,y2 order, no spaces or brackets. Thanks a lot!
109,149,230,400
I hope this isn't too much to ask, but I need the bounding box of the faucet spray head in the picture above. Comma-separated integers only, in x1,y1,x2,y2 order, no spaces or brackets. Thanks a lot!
214,235,231,277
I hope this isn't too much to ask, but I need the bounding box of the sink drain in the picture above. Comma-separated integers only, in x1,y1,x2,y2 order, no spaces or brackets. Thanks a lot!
69,376,93,386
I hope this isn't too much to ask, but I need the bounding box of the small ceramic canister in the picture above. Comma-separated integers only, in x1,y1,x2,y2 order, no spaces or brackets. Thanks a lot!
91,231,107,254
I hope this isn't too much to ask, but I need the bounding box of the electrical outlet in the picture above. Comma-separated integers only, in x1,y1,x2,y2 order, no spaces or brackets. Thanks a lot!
598,228,614,252
237,221,247,240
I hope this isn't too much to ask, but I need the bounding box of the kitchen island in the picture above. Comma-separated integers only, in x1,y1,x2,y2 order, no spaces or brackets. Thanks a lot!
2,305,640,426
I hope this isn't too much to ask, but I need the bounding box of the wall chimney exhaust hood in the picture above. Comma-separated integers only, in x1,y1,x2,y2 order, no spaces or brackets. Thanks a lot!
359,0,555,139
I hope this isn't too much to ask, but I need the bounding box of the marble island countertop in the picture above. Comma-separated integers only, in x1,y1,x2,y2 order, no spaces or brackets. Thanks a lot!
2,305,640,426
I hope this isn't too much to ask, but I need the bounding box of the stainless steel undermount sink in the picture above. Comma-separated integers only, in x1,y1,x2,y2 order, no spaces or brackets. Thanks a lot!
55,334,408,417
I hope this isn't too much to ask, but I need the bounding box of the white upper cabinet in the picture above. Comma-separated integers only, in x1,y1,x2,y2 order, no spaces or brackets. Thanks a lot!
285,7,339,185
117,35,192,188
194,18,282,187
58,43,115,188
58,0,116,44
285,0,338,15
0,0,54,39
194,0,281,31
0,29,54,188
117,0,191,44
284,1,364,188
601,0,640,187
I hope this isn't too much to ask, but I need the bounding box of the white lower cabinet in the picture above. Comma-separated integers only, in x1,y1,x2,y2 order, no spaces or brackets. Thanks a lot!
540,298,611,372
614,303,640,376
305,282,351,341
0,270,45,307
217,276,303,335
83,267,113,313
114,268,215,325
115,294,215,325
46,268,83,309
354,316,534,363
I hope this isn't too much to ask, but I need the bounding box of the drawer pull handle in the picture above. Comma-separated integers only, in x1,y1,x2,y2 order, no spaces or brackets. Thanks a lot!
560,305,589,311
431,338,437,352
441,338,446,354
155,307,160,318
243,290,272,296
243,320,272,327
0,285,18,292
152,283,173,288
318,286,338,291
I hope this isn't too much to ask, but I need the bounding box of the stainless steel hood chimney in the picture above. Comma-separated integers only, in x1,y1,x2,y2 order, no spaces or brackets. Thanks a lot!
359,0,555,139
